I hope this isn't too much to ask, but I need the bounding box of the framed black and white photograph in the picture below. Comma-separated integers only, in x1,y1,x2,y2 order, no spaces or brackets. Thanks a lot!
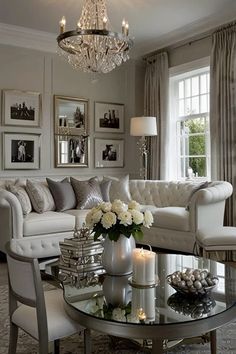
95,138,124,168
3,133,40,170
54,96,88,136
95,102,124,133
55,135,89,168
3,90,41,127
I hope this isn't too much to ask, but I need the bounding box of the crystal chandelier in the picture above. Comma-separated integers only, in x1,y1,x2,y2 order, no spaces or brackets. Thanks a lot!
57,0,133,74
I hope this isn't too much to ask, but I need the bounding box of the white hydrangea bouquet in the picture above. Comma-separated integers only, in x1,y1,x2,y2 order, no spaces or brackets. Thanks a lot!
85,199,153,242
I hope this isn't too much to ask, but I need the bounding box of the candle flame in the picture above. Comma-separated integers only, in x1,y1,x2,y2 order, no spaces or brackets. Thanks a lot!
137,308,146,321
60,16,66,26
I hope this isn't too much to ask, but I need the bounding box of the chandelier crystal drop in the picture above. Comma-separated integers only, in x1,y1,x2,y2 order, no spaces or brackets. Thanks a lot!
57,0,133,74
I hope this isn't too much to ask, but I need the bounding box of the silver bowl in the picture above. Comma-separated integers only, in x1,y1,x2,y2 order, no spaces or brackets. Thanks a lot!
166,269,219,296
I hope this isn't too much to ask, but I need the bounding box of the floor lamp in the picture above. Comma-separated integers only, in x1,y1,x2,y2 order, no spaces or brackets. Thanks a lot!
130,116,157,180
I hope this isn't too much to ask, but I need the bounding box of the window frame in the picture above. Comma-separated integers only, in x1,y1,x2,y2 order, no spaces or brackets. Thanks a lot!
169,57,211,180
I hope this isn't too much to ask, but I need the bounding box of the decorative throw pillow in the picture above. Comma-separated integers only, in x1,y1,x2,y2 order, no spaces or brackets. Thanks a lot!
70,177,103,210
46,177,76,212
26,179,55,213
6,183,32,216
100,180,112,202
103,175,131,203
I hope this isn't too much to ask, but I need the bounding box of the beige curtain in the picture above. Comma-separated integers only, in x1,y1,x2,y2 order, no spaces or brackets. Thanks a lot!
210,22,236,225
144,52,169,180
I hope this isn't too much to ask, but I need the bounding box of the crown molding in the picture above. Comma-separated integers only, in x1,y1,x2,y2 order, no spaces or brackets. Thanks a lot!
0,22,57,53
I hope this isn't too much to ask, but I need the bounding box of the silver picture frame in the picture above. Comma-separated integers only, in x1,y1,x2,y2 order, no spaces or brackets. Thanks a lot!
3,132,41,170
94,101,124,133
54,95,88,136
55,135,89,168
94,138,124,168
2,90,41,127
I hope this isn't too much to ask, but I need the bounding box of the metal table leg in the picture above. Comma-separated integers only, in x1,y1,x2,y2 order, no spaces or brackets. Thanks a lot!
84,328,92,354
152,339,163,354
210,330,217,354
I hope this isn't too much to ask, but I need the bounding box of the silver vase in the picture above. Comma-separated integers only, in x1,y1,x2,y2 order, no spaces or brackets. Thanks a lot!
102,234,136,275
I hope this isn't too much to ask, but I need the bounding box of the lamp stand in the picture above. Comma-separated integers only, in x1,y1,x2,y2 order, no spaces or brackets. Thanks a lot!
137,136,148,180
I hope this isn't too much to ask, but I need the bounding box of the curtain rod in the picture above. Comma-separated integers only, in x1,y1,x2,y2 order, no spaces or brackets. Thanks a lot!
143,32,212,62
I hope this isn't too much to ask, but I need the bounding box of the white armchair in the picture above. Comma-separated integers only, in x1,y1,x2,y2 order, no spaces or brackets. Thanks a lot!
6,242,83,354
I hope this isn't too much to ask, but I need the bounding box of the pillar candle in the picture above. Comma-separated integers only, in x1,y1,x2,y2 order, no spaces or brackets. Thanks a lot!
132,248,156,285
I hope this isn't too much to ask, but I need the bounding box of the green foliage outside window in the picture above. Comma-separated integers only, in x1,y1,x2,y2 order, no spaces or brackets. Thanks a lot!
185,119,207,177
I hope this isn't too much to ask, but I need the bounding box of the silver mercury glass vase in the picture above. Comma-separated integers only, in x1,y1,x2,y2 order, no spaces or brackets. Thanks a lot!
102,234,136,275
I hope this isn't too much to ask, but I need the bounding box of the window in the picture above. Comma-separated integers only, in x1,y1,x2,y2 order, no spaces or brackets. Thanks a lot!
170,63,210,180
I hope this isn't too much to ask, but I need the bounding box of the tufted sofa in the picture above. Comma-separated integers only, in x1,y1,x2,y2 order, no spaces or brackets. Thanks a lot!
129,180,232,253
0,177,232,258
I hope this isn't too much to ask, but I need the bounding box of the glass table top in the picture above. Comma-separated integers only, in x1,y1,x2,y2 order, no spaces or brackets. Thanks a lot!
45,253,236,326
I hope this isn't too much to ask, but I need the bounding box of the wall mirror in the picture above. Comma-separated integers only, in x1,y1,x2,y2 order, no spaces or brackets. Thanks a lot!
55,135,89,167
54,95,89,167
54,95,88,135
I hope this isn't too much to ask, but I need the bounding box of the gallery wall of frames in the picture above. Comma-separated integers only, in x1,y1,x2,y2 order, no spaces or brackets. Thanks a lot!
0,44,143,178
1,90,125,171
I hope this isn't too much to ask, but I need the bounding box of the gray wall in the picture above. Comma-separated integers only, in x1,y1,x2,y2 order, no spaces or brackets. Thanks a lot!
0,44,143,179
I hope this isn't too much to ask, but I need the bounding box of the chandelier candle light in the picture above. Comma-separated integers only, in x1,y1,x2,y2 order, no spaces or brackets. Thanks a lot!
57,0,133,74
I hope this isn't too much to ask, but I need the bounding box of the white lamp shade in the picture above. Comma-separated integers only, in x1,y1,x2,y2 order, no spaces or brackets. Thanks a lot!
130,116,157,137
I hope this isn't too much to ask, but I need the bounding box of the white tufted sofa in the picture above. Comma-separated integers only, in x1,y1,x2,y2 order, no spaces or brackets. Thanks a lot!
129,180,233,253
0,178,232,258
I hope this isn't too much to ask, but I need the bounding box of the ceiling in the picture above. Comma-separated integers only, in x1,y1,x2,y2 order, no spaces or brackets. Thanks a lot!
0,0,235,57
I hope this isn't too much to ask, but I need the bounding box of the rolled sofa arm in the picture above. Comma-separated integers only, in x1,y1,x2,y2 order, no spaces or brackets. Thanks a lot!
0,189,24,252
188,181,233,233
190,181,233,206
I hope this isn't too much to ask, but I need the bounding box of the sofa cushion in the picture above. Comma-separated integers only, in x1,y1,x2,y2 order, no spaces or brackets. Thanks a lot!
23,211,75,236
6,183,32,216
103,175,131,203
152,207,190,232
63,209,90,230
26,179,55,213
71,177,103,209
140,204,159,213
46,178,76,212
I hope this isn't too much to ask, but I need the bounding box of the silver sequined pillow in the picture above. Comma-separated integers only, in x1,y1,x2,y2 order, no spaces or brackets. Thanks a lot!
6,183,32,215
100,179,111,202
70,177,103,210
26,179,55,213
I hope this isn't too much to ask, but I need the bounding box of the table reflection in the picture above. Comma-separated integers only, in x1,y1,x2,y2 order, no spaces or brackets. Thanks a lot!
131,287,156,322
103,274,131,307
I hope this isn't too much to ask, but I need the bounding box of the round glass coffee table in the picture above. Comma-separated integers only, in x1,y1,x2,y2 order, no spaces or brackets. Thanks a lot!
53,253,236,354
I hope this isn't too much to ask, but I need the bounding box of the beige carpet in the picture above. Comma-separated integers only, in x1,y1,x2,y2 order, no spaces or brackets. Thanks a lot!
1,261,236,354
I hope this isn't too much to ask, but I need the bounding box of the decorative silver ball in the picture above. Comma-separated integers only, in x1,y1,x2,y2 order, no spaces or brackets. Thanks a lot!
187,280,193,287
193,270,201,280
193,280,202,289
